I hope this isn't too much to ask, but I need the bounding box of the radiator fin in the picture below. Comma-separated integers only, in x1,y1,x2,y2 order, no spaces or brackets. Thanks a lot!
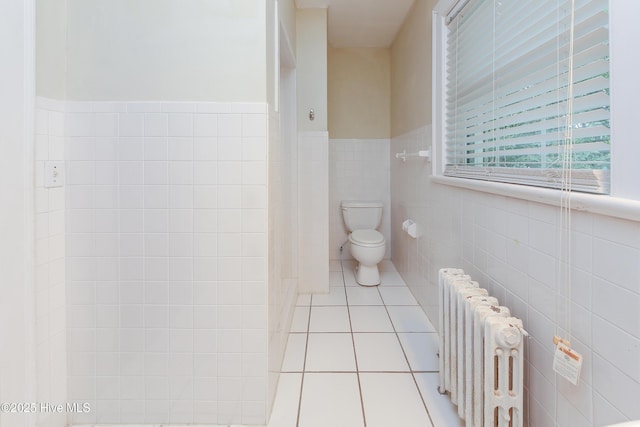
438,268,525,427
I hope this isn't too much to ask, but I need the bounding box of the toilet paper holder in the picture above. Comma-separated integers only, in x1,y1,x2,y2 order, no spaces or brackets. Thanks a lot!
402,219,418,238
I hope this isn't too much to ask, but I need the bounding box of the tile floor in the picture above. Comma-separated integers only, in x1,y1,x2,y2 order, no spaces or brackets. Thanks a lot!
267,260,464,427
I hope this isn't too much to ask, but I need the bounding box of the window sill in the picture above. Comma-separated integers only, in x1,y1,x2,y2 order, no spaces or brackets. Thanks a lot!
430,175,640,222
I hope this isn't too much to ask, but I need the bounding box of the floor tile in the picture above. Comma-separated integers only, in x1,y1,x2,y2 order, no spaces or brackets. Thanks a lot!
341,259,357,270
296,294,311,306
290,306,310,332
311,286,347,306
329,259,342,271
414,373,464,427
329,271,344,286
353,333,409,372
281,333,307,372
275,261,449,427
349,306,394,332
308,306,351,332
266,373,302,427
305,333,356,372
342,268,359,286
379,287,419,305
379,259,397,272
398,333,439,371
379,270,406,286
346,286,384,306
298,373,364,427
360,373,433,427
386,306,436,332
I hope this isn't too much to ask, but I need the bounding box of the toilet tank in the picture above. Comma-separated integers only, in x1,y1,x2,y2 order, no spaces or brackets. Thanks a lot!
341,201,384,232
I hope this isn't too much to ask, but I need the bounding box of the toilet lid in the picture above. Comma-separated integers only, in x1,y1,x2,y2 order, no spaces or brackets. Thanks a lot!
350,229,385,245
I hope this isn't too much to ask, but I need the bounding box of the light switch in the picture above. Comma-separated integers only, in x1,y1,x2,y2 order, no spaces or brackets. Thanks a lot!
44,161,65,188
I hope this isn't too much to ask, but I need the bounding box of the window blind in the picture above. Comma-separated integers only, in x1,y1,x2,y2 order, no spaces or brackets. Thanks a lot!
444,0,610,194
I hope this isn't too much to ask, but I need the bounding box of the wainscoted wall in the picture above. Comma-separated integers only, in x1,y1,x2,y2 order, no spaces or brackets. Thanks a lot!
392,125,640,426
329,138,391,261
298,131,329,294
34,98,68,427
267,105,298,415
63,100,272,425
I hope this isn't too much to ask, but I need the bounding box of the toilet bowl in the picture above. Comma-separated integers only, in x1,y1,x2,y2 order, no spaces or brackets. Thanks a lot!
341,200,386,286
349,229,386,286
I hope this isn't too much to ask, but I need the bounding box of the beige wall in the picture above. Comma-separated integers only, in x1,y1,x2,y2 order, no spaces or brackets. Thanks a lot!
65,0,267,101
296,8,328,131
267,0,277,108
36,0,67,98
390,0,437,137
279,0,297,54
328,47,390,139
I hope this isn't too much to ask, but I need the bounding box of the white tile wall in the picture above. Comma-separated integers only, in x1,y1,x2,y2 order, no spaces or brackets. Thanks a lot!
62,101,271,425
34,97,68,427
329,139,391,260
266,105,299,417
391,125,640,426
298,131,329,293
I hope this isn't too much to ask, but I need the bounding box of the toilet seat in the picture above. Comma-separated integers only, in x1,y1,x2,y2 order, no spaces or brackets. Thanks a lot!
349,229,385,247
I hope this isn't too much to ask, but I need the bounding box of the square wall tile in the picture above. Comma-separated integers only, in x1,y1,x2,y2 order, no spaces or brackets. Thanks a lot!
218,114,242,137
242,137,267,161
218,137,242,161
118,137,144,160
195,137,218,160
168,137,194,161
168,114,194,137
242,114,267,138
195,114,218,137
119,113,144,136
143,137,168,160
145,113,168,137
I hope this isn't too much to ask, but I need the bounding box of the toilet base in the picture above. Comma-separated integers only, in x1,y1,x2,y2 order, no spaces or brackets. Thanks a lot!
355,264,380,286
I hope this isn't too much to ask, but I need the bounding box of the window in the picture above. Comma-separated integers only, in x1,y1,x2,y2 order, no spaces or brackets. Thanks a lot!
439,0,610,194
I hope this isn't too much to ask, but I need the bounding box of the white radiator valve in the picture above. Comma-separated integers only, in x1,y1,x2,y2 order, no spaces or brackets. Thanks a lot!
497,326,522,348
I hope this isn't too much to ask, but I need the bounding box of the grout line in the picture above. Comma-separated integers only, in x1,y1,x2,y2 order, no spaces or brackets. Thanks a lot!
188,112,195,421
295,293,313,427
409,368,437,427
115,114,122,421
296,261,437,427
378,274,438,427
343,260,368,427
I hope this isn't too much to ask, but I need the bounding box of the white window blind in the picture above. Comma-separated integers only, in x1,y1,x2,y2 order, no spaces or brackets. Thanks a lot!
444,0,610,194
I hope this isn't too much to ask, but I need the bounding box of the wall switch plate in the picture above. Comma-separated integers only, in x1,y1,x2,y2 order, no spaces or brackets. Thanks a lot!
44,161,65,188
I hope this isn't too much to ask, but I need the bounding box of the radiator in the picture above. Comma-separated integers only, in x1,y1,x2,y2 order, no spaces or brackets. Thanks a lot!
438,268,526,427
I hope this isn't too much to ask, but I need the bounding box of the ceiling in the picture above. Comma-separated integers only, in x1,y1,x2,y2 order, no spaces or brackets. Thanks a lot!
296,0,416,48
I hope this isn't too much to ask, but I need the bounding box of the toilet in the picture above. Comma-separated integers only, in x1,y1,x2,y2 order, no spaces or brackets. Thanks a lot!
341,200,386,286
